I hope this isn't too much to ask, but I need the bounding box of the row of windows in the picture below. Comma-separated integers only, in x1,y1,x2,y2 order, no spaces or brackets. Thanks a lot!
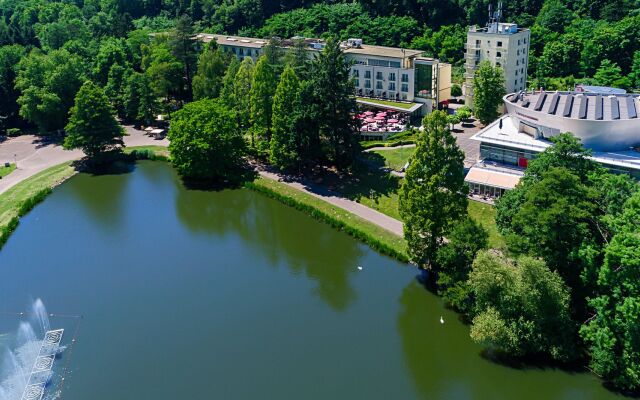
355,79,408,92
368,58,402,68
353,70,409,82
475,38,528,48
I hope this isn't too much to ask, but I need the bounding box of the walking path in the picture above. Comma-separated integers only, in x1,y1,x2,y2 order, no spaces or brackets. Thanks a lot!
0,126,168,194
258,169,404,237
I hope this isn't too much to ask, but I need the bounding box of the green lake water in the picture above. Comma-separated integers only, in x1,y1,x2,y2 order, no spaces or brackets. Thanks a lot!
0,161,621,399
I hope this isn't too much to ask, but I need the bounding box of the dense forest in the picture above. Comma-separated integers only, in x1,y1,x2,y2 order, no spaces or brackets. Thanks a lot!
1,0,640,133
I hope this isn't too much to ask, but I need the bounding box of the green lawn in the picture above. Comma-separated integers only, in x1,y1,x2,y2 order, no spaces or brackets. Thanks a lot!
0,162,76,228
250,176,408,258
356,97,415,110
318,159,506,249
371,147,415,171
0,163,16,178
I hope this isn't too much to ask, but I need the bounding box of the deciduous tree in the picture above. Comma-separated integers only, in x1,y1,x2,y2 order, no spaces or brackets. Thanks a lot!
473,61,506,125
64,81,125,159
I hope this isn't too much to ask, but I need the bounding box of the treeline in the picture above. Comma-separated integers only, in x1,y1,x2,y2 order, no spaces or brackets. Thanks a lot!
169,37,359,181
400,112,640,393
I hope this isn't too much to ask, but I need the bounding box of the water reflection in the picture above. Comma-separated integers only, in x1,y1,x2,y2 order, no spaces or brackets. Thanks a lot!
175,185,361,311
66,162,134,231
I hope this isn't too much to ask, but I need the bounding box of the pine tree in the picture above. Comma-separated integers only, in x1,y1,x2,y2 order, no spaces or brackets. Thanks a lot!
399,110,468,268
270,66,301,169
64,81,125,159
170,14,196,101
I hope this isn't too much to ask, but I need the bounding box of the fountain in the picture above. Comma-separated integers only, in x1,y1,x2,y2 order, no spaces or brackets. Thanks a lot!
0,300,65,400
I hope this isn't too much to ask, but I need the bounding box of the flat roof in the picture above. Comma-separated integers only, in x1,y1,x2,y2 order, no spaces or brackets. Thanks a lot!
343,45,423,59
196,33,425,60
356,98,423,113
465,165,524,190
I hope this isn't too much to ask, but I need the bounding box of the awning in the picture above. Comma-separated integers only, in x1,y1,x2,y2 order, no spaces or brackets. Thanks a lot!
464,167,523,190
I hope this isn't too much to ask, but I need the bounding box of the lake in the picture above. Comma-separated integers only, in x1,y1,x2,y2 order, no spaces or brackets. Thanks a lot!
0,161,620,399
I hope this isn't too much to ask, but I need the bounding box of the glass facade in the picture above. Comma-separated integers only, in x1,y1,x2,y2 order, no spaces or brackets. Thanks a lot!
480,143,537,166
414,64,433,99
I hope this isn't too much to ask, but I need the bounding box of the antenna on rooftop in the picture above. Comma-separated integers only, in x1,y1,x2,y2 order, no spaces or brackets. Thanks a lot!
496,1,503,23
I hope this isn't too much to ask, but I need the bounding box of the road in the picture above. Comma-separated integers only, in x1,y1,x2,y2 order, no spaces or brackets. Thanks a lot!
0,126,169,194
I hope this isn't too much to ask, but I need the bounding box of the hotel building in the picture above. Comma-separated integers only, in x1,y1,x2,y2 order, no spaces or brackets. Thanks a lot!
196,34,451,116
464,22,530,108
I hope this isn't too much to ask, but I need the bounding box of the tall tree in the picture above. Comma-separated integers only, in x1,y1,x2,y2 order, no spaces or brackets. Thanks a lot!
581,191,640,392
249,56,278,152
123,71,158,125
631,51,640,89
398,110,467,269
220,56,241,108
311,37,359,167
170,14,196,100
593,59,631,90
64,81,125,159
192,42,227,100
270,65,301,170
473,61,506,125
0,45,26,128
168,99,245,181
233,57,255,134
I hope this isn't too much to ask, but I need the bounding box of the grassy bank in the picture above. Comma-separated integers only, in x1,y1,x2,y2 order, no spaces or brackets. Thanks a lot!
370,147,415,171
247,176,409,262
0,163,16,178
0,162,76,248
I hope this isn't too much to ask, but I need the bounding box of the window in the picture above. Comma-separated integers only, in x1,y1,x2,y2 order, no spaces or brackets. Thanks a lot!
389,72,396,81
476,39,480,46
401,83,409,92
496,62,501,67
389,82,396,91
401,73,409,82
365,80,371,88
353,70,359,78
376,81,383,89
497,41,503,47
497,51,502,57
518,39,521,45
376,71,383,80
514,80,518,86
516,60,519,66
517,49,520,55
365,70,371,79
355,78,360,87
239,48,244,56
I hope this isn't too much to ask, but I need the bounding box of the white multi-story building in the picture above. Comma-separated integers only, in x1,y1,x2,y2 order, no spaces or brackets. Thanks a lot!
196,34,451,116
464,22,530,108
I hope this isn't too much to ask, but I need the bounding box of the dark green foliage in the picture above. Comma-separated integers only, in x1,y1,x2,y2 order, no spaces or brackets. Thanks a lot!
436,217,488,314
64,81,125,159
168,99,245,180
0,217,19,250
18,188,52,217
310,37,359,167
192,42,227,100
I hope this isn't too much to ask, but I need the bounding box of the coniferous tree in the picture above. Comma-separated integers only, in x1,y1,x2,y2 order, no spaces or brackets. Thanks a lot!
170,14,196,101
399,110,467,269
233,57,255,137
249,56,278,151
310,37,358,167
270,66,301,169
220,56,241,108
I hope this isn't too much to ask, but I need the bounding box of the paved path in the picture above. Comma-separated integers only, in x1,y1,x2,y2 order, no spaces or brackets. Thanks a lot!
0,126,169,194
364,144,416,152
258,169,405,237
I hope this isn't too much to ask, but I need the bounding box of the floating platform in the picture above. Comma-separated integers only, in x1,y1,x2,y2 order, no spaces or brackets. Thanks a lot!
21,329,64,400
